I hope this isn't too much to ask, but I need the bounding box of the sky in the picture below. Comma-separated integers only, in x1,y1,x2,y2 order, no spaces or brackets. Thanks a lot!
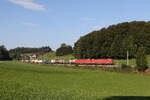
0,0,150,50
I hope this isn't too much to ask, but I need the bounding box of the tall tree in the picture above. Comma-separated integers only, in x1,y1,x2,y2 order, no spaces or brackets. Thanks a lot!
0,45,11,60
56,44,73,56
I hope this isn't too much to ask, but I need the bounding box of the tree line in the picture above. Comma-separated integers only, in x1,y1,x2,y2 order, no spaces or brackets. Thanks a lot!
0,44,73,60
0,45,11,60
74,21,150,59
9,46,52,60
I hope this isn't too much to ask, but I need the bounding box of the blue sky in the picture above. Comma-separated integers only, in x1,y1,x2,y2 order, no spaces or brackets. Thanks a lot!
0,0,150,50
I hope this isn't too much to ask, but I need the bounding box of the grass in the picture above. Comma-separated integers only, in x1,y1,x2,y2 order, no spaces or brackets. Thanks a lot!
114,55,150,67
37,52,74,62
0,61,150,100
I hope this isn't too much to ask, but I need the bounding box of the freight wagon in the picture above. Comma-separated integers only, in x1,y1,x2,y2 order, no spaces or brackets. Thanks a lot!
21,59,114,65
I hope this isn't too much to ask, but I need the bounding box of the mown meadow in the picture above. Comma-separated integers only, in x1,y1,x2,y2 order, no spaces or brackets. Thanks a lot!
0,61,150,100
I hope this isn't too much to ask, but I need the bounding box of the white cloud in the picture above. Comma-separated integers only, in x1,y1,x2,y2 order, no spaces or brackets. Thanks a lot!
8,0,46,11
22,22,38,27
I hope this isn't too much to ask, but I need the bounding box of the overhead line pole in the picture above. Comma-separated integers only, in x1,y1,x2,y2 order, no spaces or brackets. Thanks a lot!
127,50,129,65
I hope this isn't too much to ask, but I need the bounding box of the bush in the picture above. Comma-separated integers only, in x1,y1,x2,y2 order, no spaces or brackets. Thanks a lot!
136,46,148,72
121,64,131,69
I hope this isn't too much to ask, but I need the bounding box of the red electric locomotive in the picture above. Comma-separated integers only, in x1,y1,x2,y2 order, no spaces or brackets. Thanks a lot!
73,59,113,65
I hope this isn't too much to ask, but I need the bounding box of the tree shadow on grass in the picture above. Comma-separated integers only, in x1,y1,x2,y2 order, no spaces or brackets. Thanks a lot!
0,65,83,75
101,96,150,100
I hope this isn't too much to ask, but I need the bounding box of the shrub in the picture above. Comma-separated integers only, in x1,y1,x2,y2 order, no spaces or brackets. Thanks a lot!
136,46,148,72
121,64,131,69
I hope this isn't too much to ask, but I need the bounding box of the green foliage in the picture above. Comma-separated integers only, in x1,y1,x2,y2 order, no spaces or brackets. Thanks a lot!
74,21,150,59
114,55,150,67
1,61,150,99
0,45,11,60
38,52,74,62
121,64,131,69
10,53,21,60
136,46,148,72
56,43,73,56
9,46,52,59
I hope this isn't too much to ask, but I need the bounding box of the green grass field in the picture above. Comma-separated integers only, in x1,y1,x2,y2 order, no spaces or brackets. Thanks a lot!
0,61,150,100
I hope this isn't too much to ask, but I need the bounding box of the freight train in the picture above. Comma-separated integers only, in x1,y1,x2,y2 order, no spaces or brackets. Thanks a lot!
21,59,114,65
71,59,113,65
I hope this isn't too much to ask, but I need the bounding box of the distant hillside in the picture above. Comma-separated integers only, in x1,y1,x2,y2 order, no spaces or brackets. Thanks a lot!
37,52,74,61
74,21,150,59
9,46,52,59
9,46,52,54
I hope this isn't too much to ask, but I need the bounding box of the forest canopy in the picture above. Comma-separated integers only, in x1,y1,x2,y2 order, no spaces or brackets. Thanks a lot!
74,21,150,59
